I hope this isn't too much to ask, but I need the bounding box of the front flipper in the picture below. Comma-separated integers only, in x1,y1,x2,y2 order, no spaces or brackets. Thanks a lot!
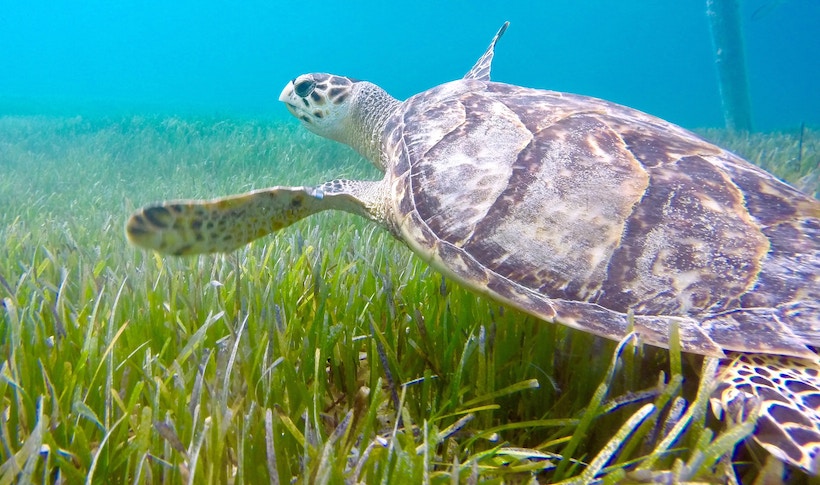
463,21,509,81
126,180,382,255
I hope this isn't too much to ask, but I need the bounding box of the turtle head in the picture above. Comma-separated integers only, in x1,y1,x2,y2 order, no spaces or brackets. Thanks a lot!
279,73,401,170
279,73,357,141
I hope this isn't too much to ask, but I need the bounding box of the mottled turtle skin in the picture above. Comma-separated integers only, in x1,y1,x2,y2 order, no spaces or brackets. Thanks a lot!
127,23,820,474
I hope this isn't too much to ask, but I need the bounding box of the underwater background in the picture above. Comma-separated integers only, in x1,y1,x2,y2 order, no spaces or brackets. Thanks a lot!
1,0,818,132
1,2,820,482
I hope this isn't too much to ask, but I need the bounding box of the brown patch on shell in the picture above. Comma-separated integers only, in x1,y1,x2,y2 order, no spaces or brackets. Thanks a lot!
596,154,769,316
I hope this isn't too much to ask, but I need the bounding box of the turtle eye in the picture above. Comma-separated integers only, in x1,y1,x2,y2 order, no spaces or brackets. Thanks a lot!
294,79,316,98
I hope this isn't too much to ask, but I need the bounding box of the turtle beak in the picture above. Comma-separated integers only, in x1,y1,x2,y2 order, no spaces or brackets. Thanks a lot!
278,81,298,115
278,81,294,103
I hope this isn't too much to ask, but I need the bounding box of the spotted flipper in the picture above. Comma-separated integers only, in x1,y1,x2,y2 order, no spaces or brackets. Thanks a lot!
125,186,326,255
463,21,509,81
711,353,820,474
126,180,383,255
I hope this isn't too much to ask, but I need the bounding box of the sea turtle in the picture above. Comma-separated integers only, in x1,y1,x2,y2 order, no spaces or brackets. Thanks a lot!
126,23,820,474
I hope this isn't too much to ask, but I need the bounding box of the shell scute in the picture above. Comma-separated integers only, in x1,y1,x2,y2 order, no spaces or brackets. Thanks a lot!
617,122,722,168
406,90,532,246
595,153,768,316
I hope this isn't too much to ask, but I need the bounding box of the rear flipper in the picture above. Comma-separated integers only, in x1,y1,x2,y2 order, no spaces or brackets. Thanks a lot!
711,353,820,474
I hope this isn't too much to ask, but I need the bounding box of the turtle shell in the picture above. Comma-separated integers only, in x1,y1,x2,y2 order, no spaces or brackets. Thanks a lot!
383,79,820,359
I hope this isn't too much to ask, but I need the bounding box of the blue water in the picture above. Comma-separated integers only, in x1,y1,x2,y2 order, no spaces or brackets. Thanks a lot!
1,0,817,131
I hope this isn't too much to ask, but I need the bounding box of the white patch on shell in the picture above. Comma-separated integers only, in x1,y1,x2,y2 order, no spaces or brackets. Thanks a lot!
409,90,533,243
440,134,528,229
483,132,649,300
400,82,473,158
